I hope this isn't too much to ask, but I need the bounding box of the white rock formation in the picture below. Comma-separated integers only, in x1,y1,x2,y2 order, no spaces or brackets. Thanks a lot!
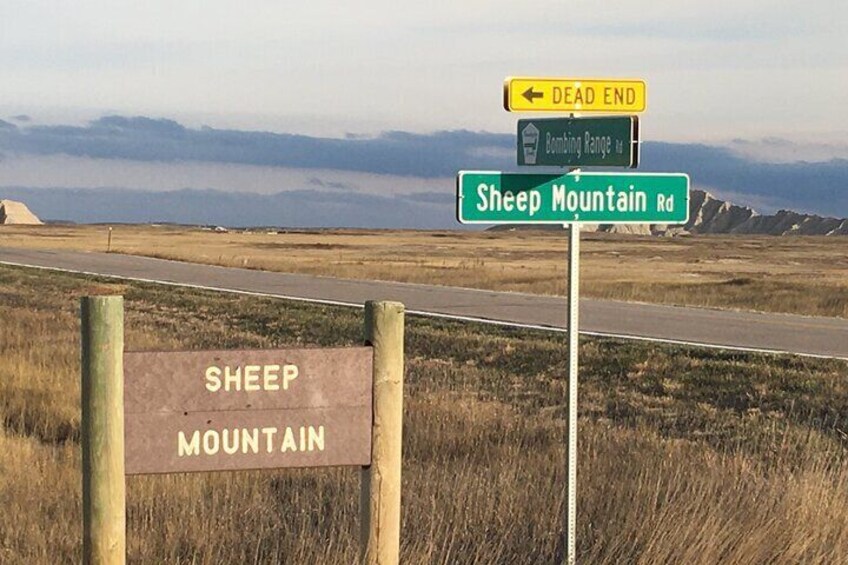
0,200,43,225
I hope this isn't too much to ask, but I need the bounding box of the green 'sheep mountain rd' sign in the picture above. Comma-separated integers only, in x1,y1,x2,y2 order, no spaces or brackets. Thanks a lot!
517,116,639,168
457,171,689,224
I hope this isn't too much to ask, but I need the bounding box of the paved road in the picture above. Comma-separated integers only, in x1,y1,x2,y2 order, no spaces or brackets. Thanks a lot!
1,247,846,360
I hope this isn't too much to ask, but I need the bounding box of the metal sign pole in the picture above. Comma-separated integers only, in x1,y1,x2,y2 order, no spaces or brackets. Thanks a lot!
564,221,580,565
492,75,658,565
563,120,581,564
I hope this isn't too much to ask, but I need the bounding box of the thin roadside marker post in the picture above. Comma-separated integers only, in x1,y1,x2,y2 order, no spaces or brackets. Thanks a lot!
361,301,405,565
81,295,126,565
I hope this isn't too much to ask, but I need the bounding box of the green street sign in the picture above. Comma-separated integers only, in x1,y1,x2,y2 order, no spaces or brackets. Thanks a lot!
456,171,689,225
517,116,639,168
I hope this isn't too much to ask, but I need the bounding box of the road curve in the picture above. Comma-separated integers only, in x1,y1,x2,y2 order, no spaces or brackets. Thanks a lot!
1,247,846,360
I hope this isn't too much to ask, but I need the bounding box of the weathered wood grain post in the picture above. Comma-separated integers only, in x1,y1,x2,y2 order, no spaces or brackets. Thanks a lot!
360,301,404,565
81,296,126,565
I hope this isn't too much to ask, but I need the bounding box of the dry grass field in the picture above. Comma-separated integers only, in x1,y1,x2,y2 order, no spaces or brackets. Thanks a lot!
1,264,847,563
1,224,846,318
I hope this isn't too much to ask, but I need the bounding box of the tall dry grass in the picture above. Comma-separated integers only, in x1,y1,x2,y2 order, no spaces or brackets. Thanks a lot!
1,264,847,563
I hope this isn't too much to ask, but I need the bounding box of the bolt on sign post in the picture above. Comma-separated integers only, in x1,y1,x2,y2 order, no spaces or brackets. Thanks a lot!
81,297,404,565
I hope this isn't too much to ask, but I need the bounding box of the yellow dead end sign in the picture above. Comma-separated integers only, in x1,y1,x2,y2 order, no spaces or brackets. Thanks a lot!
504,77,646,113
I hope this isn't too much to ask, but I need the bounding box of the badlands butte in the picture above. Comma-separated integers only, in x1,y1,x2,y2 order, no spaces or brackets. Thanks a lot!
0,200,42,226
495,189,848,236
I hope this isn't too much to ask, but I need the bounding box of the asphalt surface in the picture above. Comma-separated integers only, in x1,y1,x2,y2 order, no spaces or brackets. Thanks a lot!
1,247,846,360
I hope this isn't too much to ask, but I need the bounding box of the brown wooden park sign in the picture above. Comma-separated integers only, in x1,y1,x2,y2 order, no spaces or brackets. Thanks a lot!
124,347,373,474
80,296,404,565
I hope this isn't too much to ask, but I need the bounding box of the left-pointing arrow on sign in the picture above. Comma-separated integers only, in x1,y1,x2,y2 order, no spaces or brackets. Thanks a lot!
522,87,543,103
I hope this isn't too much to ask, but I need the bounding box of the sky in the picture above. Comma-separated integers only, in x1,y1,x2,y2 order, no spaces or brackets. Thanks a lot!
0,1,846,226
2,0,845,141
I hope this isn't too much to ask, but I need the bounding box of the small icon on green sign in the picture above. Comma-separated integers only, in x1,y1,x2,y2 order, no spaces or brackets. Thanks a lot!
521,122,541,165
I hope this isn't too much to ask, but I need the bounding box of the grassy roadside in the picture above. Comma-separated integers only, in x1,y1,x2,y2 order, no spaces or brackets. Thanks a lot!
1,264,847,563
1,224,846,318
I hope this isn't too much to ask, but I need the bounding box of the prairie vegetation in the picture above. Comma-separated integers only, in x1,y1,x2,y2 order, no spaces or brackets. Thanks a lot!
1,224,847,317
1,264,847,563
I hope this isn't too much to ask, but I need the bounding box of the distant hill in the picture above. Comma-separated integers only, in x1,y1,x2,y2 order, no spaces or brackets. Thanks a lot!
491,189,848,236
2,186,846,234
2,116,847,217
677,190,848,236
0,187,459,229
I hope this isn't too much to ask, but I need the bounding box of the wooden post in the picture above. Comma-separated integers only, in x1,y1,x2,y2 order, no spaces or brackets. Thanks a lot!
81,296,126,565
107,227,113,253
360,301,404,565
